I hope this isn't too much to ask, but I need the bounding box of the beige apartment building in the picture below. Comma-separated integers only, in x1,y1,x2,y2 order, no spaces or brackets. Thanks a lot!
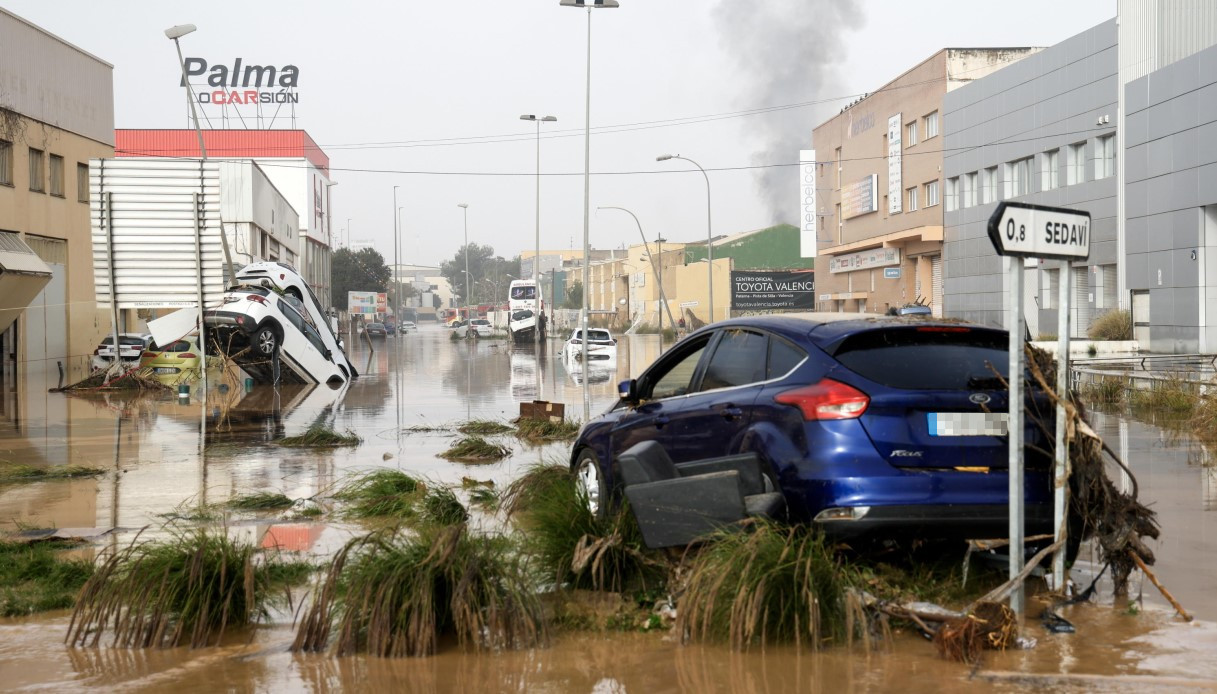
0,8,115,392
812,48,1038,315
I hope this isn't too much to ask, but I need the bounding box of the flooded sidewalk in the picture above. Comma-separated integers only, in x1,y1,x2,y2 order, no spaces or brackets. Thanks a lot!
0,324,1215,690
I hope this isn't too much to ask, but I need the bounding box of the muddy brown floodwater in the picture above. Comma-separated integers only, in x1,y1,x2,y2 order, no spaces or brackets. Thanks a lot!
2,324,1217,691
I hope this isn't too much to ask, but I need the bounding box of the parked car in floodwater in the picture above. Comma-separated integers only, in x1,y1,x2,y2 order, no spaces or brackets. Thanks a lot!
570,313,1058,544
399,321,417,333
365,322,388,338
139,337,208,377
90,333,153,372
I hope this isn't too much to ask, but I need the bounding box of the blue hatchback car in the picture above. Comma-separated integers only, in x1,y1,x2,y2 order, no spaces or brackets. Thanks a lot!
570,313,1056,541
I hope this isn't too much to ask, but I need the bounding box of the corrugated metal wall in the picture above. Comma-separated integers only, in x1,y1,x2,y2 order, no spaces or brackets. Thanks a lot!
1119,0,1217,81
90,158,226,310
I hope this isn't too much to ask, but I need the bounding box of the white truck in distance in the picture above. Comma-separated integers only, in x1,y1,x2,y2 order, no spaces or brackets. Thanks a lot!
507,279,546,344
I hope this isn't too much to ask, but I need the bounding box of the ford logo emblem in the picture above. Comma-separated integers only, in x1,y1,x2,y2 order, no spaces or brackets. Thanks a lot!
969,393,991,405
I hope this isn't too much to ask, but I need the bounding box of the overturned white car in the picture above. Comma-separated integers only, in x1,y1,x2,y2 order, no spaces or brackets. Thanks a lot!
203,263,357,387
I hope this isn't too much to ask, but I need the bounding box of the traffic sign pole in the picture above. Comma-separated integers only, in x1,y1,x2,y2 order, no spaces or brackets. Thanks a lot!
1052,262,1073,590
1006,256,1025,614
988,201,1091,613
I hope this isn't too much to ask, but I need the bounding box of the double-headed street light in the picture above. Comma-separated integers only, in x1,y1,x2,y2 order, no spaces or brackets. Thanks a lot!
658,153,714,324
520,114,557,347
560,0,619,422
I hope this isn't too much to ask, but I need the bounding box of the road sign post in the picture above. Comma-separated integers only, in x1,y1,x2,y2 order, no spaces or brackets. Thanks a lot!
987,202,1091,614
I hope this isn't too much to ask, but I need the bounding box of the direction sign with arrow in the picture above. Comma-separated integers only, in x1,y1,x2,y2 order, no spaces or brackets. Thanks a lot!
987,201,1092,261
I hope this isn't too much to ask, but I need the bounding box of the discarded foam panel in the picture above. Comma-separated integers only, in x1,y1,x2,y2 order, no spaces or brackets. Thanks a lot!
519,399,565,423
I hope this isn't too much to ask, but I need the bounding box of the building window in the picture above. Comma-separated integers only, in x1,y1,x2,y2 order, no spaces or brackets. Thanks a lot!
835,202,842,242
963,172,977,208
1042,149,1059,190
1096,134,1115,179
0,140,12,186
77,163,89,202
1042,268,1059,310
981,166,997,203
906,121,917,147
49,154,64,197
1066,142,1085,185
924,111,939,139
1003,157,1031,198
907,186,918,212
925,179,940,207
945,177,958,212
28,148,44,193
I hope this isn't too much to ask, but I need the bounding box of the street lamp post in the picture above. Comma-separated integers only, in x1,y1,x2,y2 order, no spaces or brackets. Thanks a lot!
658,154,713,323
597,206,676,336
392,186,400,327
561,0,619,422
397,205,406,318
458,204,470,318
520,114,557,346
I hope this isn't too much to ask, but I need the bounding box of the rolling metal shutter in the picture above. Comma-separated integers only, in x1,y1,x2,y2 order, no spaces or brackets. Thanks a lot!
931,255,943,317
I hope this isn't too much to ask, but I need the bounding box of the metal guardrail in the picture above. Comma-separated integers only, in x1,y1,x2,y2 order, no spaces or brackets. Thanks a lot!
1072,353,1217,373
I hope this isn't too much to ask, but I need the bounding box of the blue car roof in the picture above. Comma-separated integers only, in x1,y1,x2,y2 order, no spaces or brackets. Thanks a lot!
694,313,1004,350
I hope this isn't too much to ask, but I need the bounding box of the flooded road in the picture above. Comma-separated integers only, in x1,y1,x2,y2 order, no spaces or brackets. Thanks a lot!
2,323,1217,691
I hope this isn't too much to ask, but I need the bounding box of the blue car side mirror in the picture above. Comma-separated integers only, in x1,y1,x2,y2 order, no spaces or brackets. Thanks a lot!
618,379,638,402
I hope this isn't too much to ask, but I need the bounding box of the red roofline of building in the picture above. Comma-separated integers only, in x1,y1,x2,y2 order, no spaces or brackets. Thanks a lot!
115,129,329,175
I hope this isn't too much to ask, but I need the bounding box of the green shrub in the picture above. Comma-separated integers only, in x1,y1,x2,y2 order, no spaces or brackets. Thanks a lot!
1088,310,1132,341
292,525,544,656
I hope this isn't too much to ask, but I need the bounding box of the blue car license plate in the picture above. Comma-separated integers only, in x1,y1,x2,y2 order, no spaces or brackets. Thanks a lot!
928,412,1007,436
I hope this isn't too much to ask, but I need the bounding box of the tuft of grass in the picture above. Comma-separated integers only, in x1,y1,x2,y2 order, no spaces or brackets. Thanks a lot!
0,464,106,483
1190,393,1217,444
66,527,289,648
468,486,499,510
507,464,662,593
226,492,294,511
439,436,511,463
292,525,544,657
276,426,361,448
1035,333,1058,342
514,417,581,443
0,540,94,616
419,487,469,526
677,520,851,650
1081,377,1126,407
405,423,452,433
1128,374,1198,415
1088,309,1133,341
457,419,514,436
334,469,424,519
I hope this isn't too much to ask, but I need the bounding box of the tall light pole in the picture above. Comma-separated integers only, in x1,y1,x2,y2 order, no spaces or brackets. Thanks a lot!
520,114,557,346
597,206,676,335
458,203,470,318
658,154,713,323
397,205,405,319
561,0,619,422
392,186,400,327
345,218,352,248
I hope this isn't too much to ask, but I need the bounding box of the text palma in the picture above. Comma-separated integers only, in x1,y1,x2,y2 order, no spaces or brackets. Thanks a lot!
182,58,299,88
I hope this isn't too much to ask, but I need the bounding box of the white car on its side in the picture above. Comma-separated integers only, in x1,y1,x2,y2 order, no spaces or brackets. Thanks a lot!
232,262,357,379
203,286,351,387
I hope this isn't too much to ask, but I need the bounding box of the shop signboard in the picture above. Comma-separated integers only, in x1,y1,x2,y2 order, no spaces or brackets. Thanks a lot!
348,291,377,315
730,271,816,310
828,247,900,274
842,174,878,219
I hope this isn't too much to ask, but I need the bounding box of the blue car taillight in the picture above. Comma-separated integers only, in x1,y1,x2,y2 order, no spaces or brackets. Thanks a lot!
774,379,870,420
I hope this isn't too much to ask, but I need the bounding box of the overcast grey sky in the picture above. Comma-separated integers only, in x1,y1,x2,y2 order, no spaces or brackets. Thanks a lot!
6,0,1114,267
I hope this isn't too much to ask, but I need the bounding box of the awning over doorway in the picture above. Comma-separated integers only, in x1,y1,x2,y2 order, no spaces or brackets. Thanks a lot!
0,232,54,335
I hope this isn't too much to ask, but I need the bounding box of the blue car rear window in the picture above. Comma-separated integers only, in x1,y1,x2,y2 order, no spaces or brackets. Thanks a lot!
832,327,1009,390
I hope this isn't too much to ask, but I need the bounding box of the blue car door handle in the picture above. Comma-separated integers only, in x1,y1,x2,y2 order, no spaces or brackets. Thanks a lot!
719,405,743,420
653,415,670,428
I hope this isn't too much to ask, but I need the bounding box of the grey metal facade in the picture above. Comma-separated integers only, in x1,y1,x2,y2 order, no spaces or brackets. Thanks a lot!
1124,41,1217,352
942,20,1118,334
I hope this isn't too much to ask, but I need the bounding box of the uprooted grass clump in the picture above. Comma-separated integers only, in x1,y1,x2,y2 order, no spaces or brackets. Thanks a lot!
0,540,95,616
514,417,581,443
419,487,469,526
292,524,544,657
334,469,424,519
457,419,514,436
0,463,106,484
276,426,361,448
226,492,294,511
677,520,852,650
438,436,511,463
505,463,662,593
66,527,297,648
